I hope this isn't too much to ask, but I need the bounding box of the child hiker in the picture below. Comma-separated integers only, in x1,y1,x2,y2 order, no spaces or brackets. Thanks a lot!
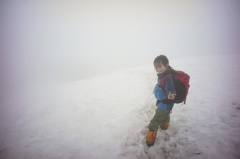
146,55,176,147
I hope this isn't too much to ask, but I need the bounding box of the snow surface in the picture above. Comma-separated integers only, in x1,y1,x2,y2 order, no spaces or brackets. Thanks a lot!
1,55,240,159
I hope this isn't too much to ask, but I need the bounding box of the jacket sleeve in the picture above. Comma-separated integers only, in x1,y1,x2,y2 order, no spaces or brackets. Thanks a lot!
154,84,167,100
164,76,176,95
154,85,168,110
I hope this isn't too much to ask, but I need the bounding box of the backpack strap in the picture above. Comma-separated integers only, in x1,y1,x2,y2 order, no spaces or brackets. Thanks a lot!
157,99,173,105
160,74,172,87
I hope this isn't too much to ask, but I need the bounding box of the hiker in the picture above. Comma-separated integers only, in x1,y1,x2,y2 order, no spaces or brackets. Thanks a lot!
146,55,176,147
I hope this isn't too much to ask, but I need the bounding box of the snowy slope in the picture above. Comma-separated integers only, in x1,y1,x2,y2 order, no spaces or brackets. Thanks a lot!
1,55,240,159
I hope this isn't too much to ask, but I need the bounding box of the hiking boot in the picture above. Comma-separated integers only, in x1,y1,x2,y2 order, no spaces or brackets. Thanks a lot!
160,122,169,130
146,130,157,147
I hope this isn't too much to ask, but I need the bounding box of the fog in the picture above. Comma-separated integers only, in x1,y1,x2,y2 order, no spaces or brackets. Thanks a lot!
1,0,240,86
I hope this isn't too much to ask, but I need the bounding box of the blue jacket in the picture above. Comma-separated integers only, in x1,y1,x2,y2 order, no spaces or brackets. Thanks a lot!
154,67,176,110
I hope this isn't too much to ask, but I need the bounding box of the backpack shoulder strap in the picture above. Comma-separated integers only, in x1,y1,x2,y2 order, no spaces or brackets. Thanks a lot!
160,74,172,87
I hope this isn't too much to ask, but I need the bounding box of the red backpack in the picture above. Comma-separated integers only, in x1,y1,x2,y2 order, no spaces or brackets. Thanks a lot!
160,70,190,104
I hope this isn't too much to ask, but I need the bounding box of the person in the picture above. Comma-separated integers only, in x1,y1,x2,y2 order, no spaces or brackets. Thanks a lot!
146,55,176,147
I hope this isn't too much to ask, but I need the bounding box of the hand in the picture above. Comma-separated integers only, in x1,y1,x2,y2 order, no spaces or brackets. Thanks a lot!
168,92,176,100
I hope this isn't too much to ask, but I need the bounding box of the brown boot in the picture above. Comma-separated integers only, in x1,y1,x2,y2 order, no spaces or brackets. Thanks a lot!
146,130,157,147
160,122,169,130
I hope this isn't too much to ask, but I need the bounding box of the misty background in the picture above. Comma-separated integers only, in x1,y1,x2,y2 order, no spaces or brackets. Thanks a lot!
1,0,240,94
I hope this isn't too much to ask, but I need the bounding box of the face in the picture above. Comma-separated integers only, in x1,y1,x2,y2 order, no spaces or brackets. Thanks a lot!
154,63,168,74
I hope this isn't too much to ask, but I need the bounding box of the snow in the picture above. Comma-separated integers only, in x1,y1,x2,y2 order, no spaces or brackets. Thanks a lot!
1,55,240,159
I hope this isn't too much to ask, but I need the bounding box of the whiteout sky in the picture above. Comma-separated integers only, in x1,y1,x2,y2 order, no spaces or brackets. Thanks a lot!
1,0,240,84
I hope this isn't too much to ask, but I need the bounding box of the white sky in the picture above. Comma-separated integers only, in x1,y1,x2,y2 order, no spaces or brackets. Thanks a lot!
1,0,240,82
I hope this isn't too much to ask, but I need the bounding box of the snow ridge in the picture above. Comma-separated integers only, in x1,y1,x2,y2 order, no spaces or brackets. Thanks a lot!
1,55,240,159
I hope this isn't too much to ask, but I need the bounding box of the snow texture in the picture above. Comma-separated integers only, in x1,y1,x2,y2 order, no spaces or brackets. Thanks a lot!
1,55,240,159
